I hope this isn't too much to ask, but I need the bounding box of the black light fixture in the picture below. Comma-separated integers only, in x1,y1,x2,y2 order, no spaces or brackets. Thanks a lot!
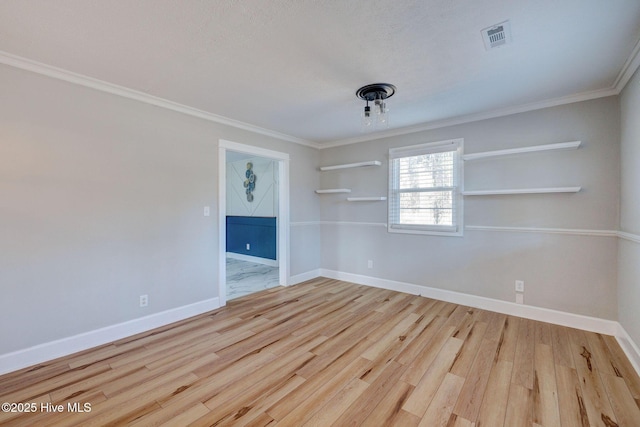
356,83,396,131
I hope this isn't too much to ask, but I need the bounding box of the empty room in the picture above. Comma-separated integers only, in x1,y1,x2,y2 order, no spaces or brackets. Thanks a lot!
2,1,640,426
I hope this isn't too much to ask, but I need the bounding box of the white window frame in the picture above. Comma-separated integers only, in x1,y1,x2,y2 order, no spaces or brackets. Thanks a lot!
388,138,464,236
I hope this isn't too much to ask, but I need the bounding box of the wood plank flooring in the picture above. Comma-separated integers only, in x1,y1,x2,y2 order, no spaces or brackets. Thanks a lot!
1,278,640,426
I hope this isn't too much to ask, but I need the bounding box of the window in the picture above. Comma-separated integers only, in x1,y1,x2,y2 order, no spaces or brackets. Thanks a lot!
388,138,463,236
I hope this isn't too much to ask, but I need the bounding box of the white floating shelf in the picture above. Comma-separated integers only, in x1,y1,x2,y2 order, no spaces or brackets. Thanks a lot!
315,189,351,194
347,196,387,201
462,141,581,161
320,160,381,171
462,187,581,196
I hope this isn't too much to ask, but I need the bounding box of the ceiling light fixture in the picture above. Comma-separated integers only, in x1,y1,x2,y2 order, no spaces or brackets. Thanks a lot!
357,83,396,132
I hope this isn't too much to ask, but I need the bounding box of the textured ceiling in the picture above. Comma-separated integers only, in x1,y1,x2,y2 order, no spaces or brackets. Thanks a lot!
1,0,639,146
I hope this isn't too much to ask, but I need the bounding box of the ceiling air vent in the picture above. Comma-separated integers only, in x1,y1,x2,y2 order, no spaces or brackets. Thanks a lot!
482,20,511,50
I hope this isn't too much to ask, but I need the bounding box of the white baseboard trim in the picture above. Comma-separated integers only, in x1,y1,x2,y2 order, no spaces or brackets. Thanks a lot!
226,252,278,267
0,298,219,376
4,270,639,379
615,324,640,377
319,268,640,376
319,269,619,336
288,269,322,286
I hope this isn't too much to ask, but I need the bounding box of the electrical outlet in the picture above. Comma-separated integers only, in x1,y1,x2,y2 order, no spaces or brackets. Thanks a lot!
246,243,250,250
139,294,148,307
367,260,373,269
203,206,210,216
515,293,524,304
515,280,524,292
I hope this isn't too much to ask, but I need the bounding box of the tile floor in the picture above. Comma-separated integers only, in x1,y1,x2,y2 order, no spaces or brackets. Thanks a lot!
226,257,280,300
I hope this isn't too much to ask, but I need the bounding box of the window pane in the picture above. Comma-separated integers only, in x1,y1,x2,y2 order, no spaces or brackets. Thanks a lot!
398,152,454,190
398,191,453,225
388,139,462,235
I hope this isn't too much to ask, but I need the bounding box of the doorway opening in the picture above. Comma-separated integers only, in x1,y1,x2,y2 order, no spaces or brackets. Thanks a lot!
217,140,289,306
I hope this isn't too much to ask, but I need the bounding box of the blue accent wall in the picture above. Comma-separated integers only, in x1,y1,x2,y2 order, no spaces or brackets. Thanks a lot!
226,216,277,260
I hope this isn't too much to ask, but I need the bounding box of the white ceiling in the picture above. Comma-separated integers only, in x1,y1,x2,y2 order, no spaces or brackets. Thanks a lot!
1,0,639,147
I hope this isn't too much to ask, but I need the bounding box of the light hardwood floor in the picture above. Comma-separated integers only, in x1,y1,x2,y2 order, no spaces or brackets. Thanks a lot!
1,278,640,426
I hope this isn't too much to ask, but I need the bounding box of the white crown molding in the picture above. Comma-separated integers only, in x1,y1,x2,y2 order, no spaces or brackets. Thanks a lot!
0,50,319,149
3,37,639,152
0,297,219,376
320,87,619,149
613,36,640,92
322,38,640,150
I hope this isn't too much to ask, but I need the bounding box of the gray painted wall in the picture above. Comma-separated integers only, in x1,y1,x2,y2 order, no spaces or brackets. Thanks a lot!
0,59,633,359
0,64,320,354
619,67,640,346
319,97,620,319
